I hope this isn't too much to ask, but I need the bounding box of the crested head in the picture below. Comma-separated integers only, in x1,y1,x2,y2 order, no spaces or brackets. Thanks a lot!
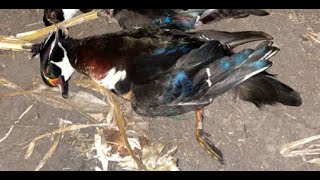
32,28,75,98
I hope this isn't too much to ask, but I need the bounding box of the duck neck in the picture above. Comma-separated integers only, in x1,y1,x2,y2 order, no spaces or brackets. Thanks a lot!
60,36,119,81
60,38,90,74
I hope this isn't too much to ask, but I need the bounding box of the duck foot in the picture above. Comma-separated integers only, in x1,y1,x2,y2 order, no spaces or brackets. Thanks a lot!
96,9,111,17
195,108,224,164
56,24,69,38
96,9,118,24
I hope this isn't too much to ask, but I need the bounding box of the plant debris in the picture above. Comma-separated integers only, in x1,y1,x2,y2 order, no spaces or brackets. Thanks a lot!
280,134,320,166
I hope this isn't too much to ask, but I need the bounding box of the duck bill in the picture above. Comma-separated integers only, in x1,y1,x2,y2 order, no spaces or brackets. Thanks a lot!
48,76,69,99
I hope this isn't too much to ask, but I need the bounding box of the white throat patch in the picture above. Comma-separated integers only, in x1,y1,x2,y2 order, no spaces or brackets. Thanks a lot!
50,42,75,81
62,9,79,20
48,36,57,58
96,67,127,90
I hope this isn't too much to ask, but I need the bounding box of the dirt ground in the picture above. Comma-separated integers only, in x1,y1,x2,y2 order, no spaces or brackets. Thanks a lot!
0,9,320,171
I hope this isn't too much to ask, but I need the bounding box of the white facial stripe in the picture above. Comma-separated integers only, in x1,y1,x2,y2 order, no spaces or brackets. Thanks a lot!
48,36,56,58
50,42,75,80
44,32,54,45
62,9,79,20
97,67,127,90
42,70,50,81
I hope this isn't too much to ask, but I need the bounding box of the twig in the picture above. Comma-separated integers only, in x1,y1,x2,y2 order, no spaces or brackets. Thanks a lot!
0,10,100,52
280,134,320,156
0,104,34,144
24,123,108,159
35,134,61,171
0,78,100,124
308,32,320,44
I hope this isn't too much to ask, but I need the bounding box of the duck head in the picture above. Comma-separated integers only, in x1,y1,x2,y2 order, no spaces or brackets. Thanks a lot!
32,28,75,99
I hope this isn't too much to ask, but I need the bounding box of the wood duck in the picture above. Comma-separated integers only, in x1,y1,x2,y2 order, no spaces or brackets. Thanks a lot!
31,27,302,163
43,9,269,30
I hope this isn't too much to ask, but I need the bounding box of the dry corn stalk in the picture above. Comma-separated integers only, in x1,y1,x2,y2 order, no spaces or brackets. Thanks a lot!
74,79,147,170
281,134,320,157
0,10,100,53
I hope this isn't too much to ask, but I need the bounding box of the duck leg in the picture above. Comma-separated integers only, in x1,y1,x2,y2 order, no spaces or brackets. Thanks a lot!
56,24,69,38
96,9,118,24
195,108,224,164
